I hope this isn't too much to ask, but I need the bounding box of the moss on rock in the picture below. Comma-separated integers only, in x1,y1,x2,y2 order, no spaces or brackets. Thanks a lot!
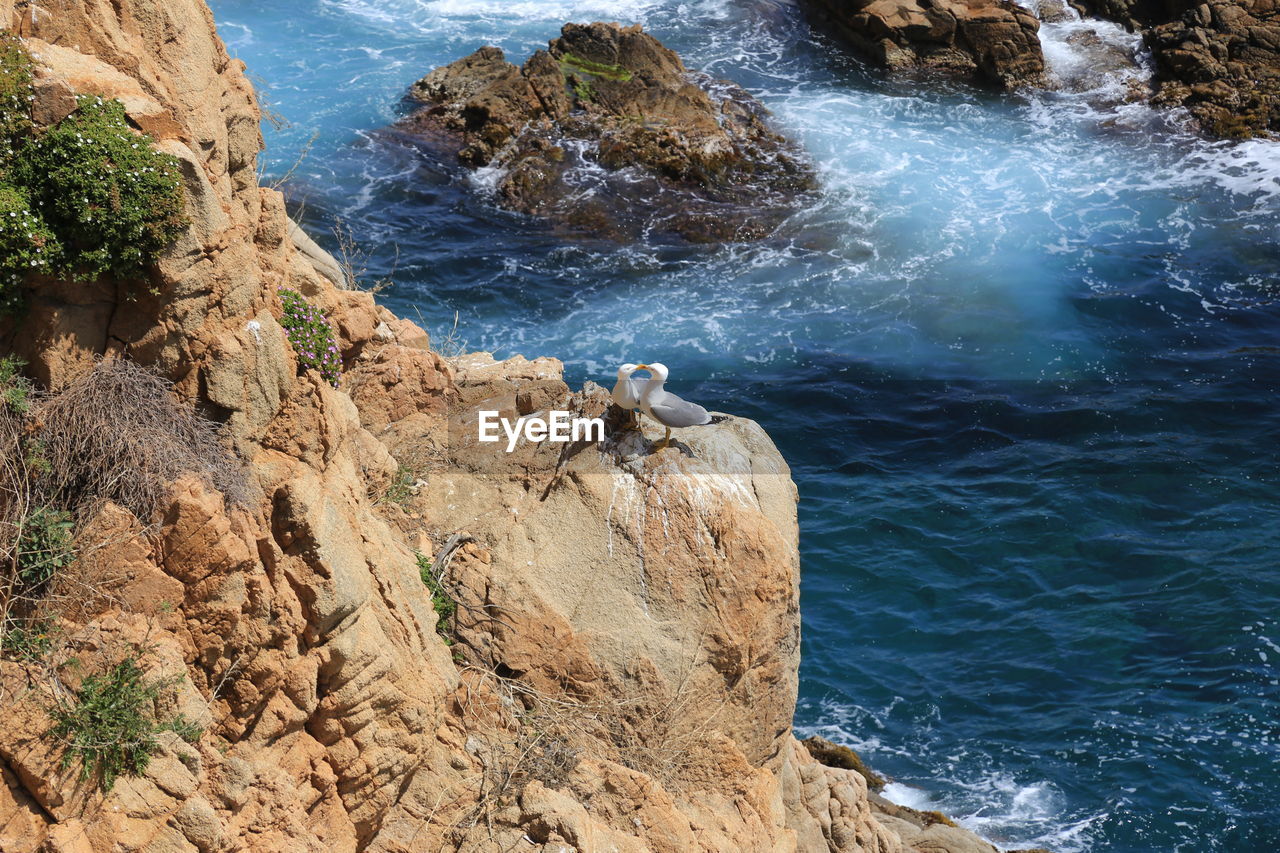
559,52,633,82
801,734,888,792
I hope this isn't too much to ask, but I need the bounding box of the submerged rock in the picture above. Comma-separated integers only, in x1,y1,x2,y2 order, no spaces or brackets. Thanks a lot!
398,22,817,244
1076,0,1280,138
801,0,1046,88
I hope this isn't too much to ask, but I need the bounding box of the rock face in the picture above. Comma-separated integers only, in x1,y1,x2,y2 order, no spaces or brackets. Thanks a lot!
0,1,1006,852
1098,0,1280,137
424,360,803,771
399,22,817,243
801,0,1046,87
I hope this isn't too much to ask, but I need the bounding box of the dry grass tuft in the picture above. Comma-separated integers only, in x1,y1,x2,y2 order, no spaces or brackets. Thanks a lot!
35,359,250,520
331,217,397,295
1,359,248,656
430,309,468,359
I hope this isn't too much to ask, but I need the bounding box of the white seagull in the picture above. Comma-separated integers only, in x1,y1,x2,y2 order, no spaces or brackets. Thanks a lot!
634,362,716,451
610,363,643,430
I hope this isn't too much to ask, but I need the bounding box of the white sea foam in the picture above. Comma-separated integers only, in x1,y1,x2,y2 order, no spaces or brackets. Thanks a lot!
881,781,938,811
1018,0,1280,205
327,0,663,34
800,697,1107,853
1025,0,1149,97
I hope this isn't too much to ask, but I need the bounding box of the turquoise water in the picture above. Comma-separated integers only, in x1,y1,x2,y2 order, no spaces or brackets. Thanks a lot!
210,0,1280,848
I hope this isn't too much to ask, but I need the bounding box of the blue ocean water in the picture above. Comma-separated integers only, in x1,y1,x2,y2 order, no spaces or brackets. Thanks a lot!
209,0,1280,849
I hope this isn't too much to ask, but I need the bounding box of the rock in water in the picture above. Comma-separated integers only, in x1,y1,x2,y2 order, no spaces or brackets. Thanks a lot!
398,22,817,244
801,0,1046,88
1078,0,1280,138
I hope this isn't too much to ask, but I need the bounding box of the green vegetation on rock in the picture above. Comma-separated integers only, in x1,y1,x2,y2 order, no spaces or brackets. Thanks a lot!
0,615,55,661
559,52,633,82
15,97,186,281
417,551,457,644
0,31,34,164
379,464,417,505
0,183,60,304
15,505,74,589
0,354,32,413
279,288,343,387
0,33,186,311
49,656,200,791
800,734,887,792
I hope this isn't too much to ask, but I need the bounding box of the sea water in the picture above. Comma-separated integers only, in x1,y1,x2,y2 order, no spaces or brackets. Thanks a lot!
209,0,1280,848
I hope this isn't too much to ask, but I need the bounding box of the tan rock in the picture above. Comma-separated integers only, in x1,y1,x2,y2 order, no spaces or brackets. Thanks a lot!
288,218,347,288
0,763,47,852
44,820,96,853
172,796,223,852
803,0,1045,87
345,344,451,431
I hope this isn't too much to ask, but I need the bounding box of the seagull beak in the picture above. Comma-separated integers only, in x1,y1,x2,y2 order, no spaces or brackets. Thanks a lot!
634,364,649,371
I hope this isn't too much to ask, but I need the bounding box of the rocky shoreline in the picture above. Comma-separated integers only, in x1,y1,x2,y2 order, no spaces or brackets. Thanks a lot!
1,0,1272,848
1074,0,1280,137
0,1,1021,851
800,0,1047,88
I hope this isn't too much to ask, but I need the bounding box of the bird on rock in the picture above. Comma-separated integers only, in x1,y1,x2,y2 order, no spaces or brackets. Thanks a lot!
633,362,717,451
610,363,644,430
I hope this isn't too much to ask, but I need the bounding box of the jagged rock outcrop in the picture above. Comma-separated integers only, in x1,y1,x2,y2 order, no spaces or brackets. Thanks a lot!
801,0,1046,87
1074,0,1280,136
0,1,1007,851
398,22,817,244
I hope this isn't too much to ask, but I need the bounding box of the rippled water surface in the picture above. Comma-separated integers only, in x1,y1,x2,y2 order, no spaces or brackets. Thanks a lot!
210,0,1280,848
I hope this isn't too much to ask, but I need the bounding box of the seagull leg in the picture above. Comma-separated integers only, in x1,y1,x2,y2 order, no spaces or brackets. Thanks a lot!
627,410,642,431
656,426,671,451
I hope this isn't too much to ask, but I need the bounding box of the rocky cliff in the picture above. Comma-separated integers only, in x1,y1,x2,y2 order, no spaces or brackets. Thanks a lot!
0,2,1014,851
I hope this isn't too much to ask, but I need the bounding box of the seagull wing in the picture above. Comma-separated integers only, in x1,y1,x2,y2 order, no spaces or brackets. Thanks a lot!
648,389,712,428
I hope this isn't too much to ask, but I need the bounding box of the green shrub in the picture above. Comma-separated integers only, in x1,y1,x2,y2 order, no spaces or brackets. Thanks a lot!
379,464,416,505
165,712,203,745
14,97,185,280
0,354,32,413
0,35,186,308
0,615,55,661
0,183,60,305
279,288,342,387
0,31,33,166
15,505,73,589
416,552,456,643
49,656,199,791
